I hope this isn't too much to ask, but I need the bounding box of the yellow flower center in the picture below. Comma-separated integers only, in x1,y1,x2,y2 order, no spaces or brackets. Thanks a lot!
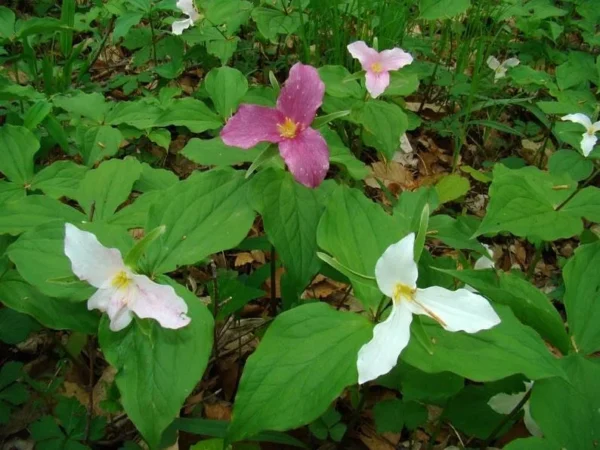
587,127,596,136
112,271,132,290
392,283,415,303
371,62,383,73
277,117,299,139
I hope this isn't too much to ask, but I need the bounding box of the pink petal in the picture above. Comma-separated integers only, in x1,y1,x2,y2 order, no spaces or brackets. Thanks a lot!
347,41,380,70
365,71,390,98
221,105,283,149
129,275,191,329
276,63,325,127
278,127,329,188
379,48,413,71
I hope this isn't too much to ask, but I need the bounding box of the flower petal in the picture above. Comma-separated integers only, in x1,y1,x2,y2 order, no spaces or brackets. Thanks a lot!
278,127,329,188
176,0,199,19
347,41,380,70
276,63,325,127
221,105,284,149
523,404,543,437
110,308,134,332
379,48,413,71
562,113,592,129
414,286,501,333
129,275,191,329
375,233,418,297
365,71,390,98
88,287,113,312
494,67,507,81
474,244,494,270
502,57,520,68
593,121,600,132
488,391,525,415
486,56,501,70
357,302,413,384
64,223,125,289
580,132,597,157
172,18,194,35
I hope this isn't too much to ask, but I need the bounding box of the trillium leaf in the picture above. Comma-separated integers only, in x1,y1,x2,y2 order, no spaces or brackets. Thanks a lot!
181,137,265,167
357,101,408,159
78,125,123,167
227,303,372,443
548,150,594,182
30,161,89,200
428,215,487,254
320,127,369,180
154,98,222,133
205,67,249,119
99,277,213,449
317,65,363,99
563,241,600,355
0,125,39,185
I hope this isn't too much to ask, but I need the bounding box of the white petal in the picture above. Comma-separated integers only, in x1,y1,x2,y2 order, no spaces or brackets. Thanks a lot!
580,132,597,157
129,275,191,329
502,57,520,68
110,308,134,332
375,233,419,297
176,0,198,18
357,302,413,384
474,244,495,270
561,113,592,129
494,67,507,81
523,403,543,437
64,223,125,289
488,391,525,415
87,287,113,312
172,18,194,35
365,71,390,99
486,56,501,70
347,41,379,70
592,121,600,132
414,286,501,333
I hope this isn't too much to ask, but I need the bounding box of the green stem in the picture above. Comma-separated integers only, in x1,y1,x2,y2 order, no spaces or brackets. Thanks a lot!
149,11,158,66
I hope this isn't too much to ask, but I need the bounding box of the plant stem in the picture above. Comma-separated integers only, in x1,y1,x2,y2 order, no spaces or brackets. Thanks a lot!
149,11,158,66
481,389,532,449
555,167,600,211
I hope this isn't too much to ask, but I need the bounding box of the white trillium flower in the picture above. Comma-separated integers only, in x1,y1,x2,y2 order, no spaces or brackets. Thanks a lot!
488,381,542,437
561,113,600,157
64,223,191,332
487,56,520,82
357,233,501,384
465,244,495,293
172,0,200,35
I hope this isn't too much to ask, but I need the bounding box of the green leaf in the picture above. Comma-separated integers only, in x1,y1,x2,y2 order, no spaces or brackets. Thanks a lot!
393,187,439,233
317,66,362,99
320,128,368,180
16,17,69,38
530,354,600,449
182,137,264,166
441,268,569,354
31,161,88,200
402,305,564,382
385,71,420,97
0,181,25,206
105,101,163,130
215,271,265,320
357,101,408,159
548,150,594,183
249,170,323,302
77,158,143,222
251,7,303,40
419,0,471,20
205,67,248,119
23,101,52,130
53,92,109,123
0,308,40,344
134,163,178,192
124,225,165,270
0,125,39,185
144,169,255,274
0,7,16,40
227,303,372,442
99,278,213,449
155,98,222,133
476,165,600,241
317,186,407,311
114,11,144,41
503,437,553,450
435,174,470,204
563,241,600,355
107,190,163,228
0,195,86,236
78,125,123,167
428,215,487,254
0,271,99,334
373,399,404,433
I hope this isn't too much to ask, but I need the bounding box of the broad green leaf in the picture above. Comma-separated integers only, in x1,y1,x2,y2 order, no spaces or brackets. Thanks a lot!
251,7,302,40
107,191,164,229
372,399,405,433
503,437,554,450
0,271,98,334
207,38,240,65
16,17,69,38
317,66,362,99
23,101,52,130
0,7,16,39
317,186,408,311
0,181,25,205
419,0,471,19
31,161,88,199
0,125,39,185
205,67,248,118
99,278,213,449
0,196,86,236
385,72,420,97
77,158,142,222
321,128,368,180
182,137,264,166
53,92,109,123
249,170,323,302
548,150,594,182
105,101,163,130
393,187,440,233
78,125,123,167
148,129,171,150
530,355,600,449
113,12,144,41
215,271,265,320
134,163,178,192
227,303,372,442
0,308,40,344
476,165,600,241
435,174,470,204
428,215,486,254
357,101,408,159
402,305,564,382
563,241,600,355
155,98,222,133
144,169,255,274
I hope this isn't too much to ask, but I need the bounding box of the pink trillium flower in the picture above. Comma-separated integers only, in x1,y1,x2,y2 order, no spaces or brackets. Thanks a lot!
221,63,329,188
347,41,413,98
64,223,191,332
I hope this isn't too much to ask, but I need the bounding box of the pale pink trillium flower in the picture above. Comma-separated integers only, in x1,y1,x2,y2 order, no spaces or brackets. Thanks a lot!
172,0,200,35
357,233,501,384
347,41,413,98
64,223,191,332
561,113,600,157
487,56,520,82
221,63,329,188
488,382,542,437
